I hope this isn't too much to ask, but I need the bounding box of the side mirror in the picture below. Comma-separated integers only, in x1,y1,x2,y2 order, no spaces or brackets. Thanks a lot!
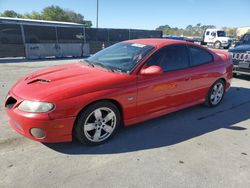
140,65,164,75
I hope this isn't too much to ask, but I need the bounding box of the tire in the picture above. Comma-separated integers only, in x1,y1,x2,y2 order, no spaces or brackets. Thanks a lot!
205,80,225,107
214,41,221,49
74,101,121,145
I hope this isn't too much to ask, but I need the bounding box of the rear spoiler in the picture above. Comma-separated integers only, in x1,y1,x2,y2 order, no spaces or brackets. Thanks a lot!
211,49,232,61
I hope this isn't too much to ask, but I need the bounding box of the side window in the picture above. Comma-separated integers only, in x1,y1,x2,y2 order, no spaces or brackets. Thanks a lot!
147,45,189,72
188,45,213,66
206,31,210,35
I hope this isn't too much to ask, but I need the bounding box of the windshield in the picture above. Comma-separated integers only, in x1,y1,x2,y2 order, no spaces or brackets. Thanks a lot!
217,31,226,37
240,34,250,44
86,42,154,74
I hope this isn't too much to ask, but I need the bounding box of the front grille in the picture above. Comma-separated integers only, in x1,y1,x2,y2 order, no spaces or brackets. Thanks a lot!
232,52,250,63
5,96,17,109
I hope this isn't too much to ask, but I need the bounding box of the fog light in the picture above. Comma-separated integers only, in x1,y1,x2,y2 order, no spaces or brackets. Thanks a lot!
30,128,46,139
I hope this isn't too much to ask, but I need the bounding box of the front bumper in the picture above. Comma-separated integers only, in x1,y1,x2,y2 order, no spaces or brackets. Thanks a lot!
233,65,250,76
221,42,231,47
5,93,75,143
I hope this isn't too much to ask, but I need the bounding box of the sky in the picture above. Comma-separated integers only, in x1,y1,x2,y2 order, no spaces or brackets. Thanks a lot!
0,0,249,30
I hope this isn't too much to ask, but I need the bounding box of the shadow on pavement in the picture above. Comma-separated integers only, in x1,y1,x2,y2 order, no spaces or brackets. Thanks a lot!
45,86,250,155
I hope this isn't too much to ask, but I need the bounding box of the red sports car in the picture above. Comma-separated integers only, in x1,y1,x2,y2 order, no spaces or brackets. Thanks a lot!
5,39,233,145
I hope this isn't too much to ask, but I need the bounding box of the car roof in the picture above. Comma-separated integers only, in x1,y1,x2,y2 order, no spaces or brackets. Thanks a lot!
126,38,190,48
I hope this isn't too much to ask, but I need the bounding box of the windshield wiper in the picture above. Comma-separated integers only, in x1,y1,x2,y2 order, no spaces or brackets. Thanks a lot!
83,59,119,73
91,62,114,72
82,59,95,67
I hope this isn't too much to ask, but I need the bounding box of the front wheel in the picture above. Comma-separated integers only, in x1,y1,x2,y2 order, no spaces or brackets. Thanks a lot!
214,41,221,49
74,101,121,145
205,80,225,107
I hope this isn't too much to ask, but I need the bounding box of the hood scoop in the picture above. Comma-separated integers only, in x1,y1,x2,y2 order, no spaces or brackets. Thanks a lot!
27,79,51,84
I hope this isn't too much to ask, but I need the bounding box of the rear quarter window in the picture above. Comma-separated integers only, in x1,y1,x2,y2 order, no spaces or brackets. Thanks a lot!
188,45,213,66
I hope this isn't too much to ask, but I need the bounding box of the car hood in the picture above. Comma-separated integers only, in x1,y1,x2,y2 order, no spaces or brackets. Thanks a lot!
11,62,132,100
229,44,250,53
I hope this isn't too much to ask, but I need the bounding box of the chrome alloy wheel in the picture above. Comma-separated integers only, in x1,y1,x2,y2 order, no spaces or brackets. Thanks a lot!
83,107,117,142
210,82,224,105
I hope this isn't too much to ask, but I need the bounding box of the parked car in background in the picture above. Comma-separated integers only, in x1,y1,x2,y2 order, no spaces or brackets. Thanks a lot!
229,33,250,76
5,39,233,145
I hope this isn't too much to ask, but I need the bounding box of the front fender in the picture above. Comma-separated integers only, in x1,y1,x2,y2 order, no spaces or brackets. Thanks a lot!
48,86,137,125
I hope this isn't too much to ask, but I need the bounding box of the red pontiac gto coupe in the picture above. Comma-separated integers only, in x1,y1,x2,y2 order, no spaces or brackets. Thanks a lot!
5,39,233,145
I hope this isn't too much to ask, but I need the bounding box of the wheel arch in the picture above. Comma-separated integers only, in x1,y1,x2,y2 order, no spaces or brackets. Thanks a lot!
205,78,226,107
206,78,226,99
214,40,222,48
218,77,226,88
72,98,124,133
210,78,226,90
214,40,221,44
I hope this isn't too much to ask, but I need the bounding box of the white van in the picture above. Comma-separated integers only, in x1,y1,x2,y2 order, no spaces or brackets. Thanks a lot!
203,29,232,49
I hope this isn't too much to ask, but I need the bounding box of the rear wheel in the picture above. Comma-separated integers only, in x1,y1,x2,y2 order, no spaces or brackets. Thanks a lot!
74,101,121,145
205,80,225,107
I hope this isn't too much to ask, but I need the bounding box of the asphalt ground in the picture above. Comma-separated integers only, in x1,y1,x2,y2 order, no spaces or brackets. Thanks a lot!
0,58,249,188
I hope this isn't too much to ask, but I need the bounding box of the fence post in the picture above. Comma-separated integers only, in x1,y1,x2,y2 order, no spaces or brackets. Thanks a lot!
20,24,27,58
82,26,86,57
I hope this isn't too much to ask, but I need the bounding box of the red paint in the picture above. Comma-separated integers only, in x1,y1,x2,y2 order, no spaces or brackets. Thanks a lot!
5,39,233,143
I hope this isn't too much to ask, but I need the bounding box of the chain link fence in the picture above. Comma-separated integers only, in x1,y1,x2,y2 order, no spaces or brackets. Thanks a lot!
0,18,162,58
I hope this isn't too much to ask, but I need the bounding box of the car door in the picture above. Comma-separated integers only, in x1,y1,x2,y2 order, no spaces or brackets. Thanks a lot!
206,31,216,43
204,31,210,43
185,44,215,102
136,44,193,117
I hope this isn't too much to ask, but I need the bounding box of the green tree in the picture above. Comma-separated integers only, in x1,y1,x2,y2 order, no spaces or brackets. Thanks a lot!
83,20,92,27
0,6,92,27
42,5,69,22
25,11,43,20
156,23,216,36
226,28,237,37
64,10,92,27
0,10,23,18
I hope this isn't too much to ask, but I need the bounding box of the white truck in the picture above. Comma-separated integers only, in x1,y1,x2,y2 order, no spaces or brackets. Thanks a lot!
203,28,232,49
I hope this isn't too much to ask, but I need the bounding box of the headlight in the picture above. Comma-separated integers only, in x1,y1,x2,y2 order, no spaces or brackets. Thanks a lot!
18,100,54,113
222,40,227,43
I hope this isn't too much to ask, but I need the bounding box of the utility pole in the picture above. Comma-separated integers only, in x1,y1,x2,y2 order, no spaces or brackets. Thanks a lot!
96,0,99,28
